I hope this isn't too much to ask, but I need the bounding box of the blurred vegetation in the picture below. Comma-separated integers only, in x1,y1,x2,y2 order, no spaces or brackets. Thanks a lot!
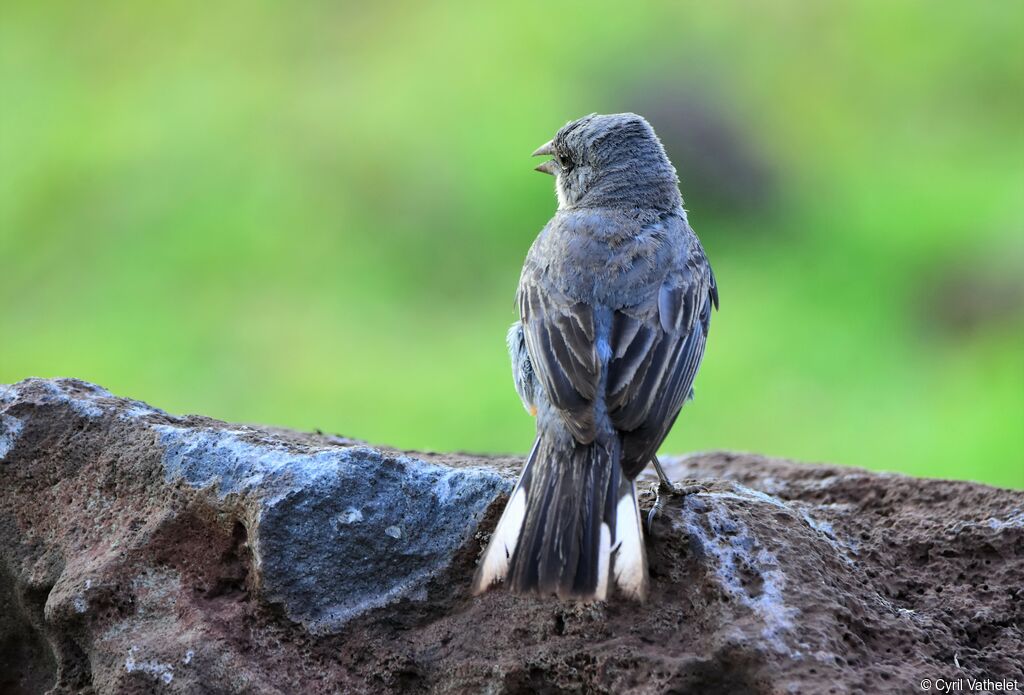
1,2,1022,488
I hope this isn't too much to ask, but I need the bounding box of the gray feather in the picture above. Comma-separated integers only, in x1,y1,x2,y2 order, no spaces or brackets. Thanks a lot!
484,112,719,600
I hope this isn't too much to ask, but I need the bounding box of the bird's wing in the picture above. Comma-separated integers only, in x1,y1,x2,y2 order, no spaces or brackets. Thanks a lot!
608,244,717,477
517,278,600,443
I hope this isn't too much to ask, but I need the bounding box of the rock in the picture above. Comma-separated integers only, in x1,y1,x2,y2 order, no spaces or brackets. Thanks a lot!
1,378,1021,694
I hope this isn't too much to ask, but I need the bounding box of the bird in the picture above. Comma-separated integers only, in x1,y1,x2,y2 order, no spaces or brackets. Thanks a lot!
472,113,718,601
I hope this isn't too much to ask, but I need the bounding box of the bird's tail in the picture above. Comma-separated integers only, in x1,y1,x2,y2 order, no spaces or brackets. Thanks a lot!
472,430,648,601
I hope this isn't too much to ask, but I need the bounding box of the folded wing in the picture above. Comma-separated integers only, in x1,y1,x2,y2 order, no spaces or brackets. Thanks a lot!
517,282,600,443
608,252,717,477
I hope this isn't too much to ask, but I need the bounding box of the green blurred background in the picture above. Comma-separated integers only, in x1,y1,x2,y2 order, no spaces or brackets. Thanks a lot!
2,2,1022,488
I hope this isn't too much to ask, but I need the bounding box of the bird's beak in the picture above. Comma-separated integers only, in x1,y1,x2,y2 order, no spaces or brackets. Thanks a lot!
532,140,557,175
534,160,558,175
532,140,554,157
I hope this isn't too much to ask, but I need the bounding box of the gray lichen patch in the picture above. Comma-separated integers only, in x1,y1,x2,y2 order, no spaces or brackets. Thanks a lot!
0,413,23,459
125,645,175,684
676,486,800,655
253,446,510,632
153,420,511,632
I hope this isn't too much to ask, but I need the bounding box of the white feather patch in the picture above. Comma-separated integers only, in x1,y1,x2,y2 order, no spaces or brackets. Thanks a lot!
595,522,612,601
612,482,648,600
473,485,527,593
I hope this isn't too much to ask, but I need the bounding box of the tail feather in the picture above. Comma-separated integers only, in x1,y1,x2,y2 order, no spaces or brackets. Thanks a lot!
472,439,538,592
612,476,648,598
472,432,648,601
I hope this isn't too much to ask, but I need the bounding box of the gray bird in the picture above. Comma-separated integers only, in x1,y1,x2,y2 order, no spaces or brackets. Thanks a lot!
473,113,718,601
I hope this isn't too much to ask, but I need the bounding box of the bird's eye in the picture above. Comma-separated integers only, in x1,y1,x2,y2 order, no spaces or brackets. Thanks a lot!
556,151,573,171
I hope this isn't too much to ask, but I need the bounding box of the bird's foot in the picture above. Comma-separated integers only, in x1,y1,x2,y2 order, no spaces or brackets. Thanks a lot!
645,480,711,533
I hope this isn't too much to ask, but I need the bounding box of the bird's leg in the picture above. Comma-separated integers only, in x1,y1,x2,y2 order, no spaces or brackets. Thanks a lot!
651,455,676,492
645,456,710,531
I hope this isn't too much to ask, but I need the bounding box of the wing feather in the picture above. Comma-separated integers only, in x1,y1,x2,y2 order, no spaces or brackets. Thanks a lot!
611,314,643,359
609,253,715,476
515,215,716,461
518,279,600,443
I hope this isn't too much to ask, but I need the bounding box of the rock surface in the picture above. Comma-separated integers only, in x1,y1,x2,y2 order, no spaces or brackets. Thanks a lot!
0,378,1021,694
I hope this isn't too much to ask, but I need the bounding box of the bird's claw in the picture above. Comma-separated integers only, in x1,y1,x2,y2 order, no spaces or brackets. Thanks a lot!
645,481,711,533
645,483,665,533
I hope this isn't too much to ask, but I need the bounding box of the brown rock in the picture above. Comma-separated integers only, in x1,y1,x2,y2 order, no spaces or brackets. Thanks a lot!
1,378,1021,694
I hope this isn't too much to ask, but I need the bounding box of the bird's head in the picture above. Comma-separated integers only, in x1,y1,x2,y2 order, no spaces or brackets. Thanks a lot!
532,113,682,211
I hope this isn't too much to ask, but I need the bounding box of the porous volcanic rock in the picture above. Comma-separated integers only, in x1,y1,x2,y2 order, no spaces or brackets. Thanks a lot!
0,378,1021,694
